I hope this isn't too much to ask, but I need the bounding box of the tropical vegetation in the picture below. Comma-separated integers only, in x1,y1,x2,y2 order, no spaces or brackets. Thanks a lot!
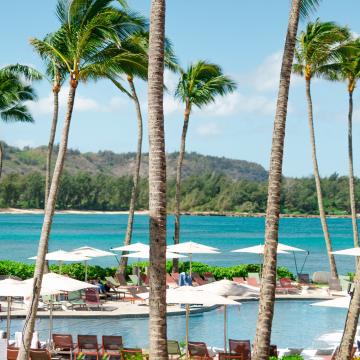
2,170,360,215
0,260,294,282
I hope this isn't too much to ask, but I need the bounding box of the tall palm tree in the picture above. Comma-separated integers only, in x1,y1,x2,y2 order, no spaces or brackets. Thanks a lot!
172,61,236,271
147,0,168,358
331,39,360,360
252,1,320,359
293,20,350,279
17,1,145,358
327,39,360,248
0,65,41,178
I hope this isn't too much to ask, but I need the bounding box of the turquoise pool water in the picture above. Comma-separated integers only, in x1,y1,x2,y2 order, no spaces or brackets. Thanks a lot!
0,214,357,275
6,300,347,349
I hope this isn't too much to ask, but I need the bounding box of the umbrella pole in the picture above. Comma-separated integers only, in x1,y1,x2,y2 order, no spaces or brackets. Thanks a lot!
85,260,88,282
6,297,11,343
189,254,192,278
59,261,62,275
185,304,190,355
224,304,227,352
48,298,53,349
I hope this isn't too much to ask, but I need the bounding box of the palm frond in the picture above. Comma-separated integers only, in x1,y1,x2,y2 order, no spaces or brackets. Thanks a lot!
1,104,34,123
2,64,43,81
300,0,321,20
175,60,237,108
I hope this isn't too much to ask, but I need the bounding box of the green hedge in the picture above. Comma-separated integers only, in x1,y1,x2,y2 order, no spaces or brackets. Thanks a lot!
0,260,294,281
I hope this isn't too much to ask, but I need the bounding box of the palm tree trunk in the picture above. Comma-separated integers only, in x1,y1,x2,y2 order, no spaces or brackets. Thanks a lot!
44,84,60,274
173,100,191,272
118,77,143,276
336,273,360,359
252,1,301,359
306,78,338,278
0,142,3,180
347,89,359,248
17,84,77,360
147,0,168,359
45,85,60,207
337,90,360,360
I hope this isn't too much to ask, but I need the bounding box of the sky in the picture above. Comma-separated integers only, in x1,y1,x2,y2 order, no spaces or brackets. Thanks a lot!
1,1,360,177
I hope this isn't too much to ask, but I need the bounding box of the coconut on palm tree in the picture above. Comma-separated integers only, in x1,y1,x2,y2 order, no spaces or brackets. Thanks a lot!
0,64,41,178
147,0,168,358
293,20,350,279
252,1,321,359
172,61,236,271
17,1,145,358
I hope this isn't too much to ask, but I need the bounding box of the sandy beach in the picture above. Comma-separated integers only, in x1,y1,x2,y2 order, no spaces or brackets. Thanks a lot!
0,207,356,219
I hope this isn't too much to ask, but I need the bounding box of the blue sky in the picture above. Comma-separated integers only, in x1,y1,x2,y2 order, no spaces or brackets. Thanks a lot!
1,1,360,177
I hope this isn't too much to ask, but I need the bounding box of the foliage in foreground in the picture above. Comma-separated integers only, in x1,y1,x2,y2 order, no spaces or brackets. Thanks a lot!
0,170,359,215
0,260,294,281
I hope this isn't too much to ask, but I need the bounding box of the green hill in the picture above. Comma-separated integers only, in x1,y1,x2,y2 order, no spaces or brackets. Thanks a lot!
1,143,268,182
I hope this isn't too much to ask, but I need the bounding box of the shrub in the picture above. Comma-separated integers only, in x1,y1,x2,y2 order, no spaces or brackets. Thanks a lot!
0,260,294,281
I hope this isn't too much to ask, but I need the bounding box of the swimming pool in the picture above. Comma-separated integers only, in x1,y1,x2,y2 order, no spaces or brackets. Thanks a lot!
4,300,347,349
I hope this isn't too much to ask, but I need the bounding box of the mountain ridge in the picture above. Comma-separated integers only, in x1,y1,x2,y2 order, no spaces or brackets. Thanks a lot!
1,143,268,182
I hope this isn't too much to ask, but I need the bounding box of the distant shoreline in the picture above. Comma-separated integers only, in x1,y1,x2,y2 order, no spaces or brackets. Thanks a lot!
0,207,355,219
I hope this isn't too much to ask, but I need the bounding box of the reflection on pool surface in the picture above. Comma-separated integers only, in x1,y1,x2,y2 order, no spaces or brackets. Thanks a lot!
7,300,347,349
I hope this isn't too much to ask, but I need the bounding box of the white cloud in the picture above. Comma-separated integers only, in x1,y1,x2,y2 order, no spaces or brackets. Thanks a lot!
13,139,35,149
200,91,276,117
164,69,178,93
27,87,126,116
197,123,221,136
252,51,283,92
164,95,182,116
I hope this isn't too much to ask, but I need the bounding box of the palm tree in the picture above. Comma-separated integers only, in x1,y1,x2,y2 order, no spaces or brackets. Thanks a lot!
252,1,320,359
172,61,236,271
293,20,350,279
0,64,41,178
17,1,145,358
147,0,168,358
329,39,360,360
328,39,360,248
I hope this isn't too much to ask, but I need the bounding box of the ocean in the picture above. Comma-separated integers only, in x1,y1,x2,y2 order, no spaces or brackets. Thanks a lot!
0,213,357,275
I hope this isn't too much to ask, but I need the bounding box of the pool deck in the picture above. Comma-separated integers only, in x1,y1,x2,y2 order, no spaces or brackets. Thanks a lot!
0,289,336,319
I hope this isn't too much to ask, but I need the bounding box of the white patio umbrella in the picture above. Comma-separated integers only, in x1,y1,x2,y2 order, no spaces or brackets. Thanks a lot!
0,279,29,341
71,246,116,282
231,244,290,255
196,280,259,350
24,273,97,345
122,251,187,260
139,286,239,351
167,241,220,276
311,296,350,309
111,242,149,252
332,248,360,256
29,250,90,274
232,244,289,278
122,251,187,285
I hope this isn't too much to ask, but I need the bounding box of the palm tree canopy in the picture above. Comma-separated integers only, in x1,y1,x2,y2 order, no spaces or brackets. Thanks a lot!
30,0,147,84
0,67,37,123
175,61,236,109
293,20,350,80
322,38,360,90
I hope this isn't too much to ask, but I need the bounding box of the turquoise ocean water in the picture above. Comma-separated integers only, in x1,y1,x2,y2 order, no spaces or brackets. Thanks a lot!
0,214,357,275
1,214,356,347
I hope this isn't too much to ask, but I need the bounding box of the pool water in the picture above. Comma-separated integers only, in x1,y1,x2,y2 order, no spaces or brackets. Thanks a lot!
4,300,347,349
